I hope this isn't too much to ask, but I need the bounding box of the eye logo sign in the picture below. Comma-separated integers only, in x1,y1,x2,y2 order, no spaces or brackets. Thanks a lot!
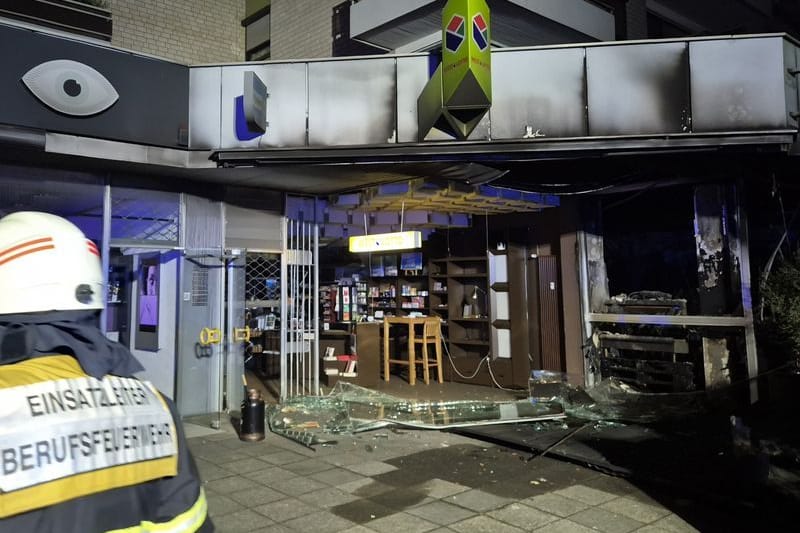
21,60,119,116
472,13,488,50
445,14,465,53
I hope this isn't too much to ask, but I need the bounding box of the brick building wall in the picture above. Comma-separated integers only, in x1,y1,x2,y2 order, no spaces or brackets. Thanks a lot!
269,0,342,60
109,0,245,64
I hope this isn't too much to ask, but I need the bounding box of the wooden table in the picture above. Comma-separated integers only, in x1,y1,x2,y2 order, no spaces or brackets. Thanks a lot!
382,316,428,385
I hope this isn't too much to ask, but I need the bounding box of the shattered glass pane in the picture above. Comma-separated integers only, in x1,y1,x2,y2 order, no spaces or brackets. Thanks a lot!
526,368,713,425
266,374,726,451
529,370,570,403
267,382,565,448
557,377,709,423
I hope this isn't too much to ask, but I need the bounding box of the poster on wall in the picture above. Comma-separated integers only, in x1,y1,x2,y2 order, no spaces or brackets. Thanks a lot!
401,252,423,272
135,256,160,351
384,255,398,277
139,259,159,331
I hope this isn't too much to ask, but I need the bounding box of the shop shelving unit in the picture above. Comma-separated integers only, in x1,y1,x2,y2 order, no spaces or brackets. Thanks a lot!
428,258,449,324
398,273,428,313
427,250,530,388
367,253,428,317
445,256,490,365
367,277,397,316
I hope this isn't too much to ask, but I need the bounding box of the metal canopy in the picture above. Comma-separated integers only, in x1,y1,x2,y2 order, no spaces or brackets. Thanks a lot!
212,131,795,167
196,34,799,157
2,123,792,201
1,29,797,199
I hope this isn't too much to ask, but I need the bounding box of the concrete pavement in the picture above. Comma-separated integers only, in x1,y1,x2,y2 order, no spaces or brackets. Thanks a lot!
186,422,699,532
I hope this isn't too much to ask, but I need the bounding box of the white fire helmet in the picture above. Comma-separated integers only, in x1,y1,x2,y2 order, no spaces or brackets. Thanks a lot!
0,211,104,315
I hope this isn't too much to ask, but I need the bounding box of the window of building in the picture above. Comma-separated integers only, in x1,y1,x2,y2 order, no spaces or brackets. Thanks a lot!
243,6,270,61
0,0,112,41
332,1,386,58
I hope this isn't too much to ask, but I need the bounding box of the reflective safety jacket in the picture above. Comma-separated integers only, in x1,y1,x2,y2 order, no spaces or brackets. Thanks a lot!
0,355,212,532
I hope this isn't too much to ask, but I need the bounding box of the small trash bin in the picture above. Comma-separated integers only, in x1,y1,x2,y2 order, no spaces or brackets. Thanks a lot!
240,388,265,441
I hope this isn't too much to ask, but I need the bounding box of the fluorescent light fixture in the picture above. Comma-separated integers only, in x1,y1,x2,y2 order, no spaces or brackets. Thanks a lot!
349,230,422,253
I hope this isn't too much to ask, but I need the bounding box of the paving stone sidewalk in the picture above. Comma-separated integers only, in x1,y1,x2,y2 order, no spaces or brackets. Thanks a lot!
187,423,699,532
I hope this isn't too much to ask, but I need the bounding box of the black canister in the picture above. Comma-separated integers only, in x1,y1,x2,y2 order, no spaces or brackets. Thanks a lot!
240,388,266,441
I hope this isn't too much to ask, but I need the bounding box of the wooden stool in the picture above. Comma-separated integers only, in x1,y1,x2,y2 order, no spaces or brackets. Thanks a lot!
383,322,415,384
413,317,443,384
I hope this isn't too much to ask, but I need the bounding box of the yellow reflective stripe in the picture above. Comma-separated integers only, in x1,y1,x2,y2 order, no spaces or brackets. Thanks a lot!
0,456,178,518
0,355,85,386
106,488,208,533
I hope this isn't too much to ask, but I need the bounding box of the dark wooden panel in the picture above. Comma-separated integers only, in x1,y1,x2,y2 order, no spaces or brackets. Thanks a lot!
354,322,380,388
508,244,530,388
526,257,542,369
538,255,562,371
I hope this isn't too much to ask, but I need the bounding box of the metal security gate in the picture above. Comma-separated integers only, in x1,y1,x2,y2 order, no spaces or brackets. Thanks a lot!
280,219,320,399
226,253,247,414
244,252,281,388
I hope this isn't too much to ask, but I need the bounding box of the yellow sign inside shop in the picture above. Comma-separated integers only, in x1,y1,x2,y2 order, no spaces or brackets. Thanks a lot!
348,231,422,253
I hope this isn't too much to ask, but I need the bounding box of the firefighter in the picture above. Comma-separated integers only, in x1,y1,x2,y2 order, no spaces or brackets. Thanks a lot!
0,212,212,532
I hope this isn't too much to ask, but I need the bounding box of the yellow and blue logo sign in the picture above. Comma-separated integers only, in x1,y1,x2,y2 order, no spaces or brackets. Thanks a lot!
445,14,465,53
472,13,488,50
